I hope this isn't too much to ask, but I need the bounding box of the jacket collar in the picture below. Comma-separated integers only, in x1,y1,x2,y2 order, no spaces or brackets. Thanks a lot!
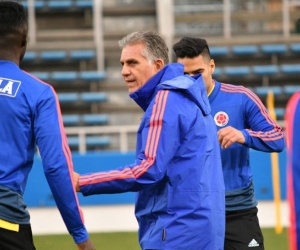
129,63,184,111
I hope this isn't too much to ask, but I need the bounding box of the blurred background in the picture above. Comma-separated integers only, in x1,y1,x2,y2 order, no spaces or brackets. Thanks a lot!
14,0,300,248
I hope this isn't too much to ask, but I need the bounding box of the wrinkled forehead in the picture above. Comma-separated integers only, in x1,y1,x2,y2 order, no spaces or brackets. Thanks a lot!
120,44,147,61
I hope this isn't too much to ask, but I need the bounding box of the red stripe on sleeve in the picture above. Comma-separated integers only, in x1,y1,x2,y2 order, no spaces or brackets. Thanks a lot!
79,90,169,185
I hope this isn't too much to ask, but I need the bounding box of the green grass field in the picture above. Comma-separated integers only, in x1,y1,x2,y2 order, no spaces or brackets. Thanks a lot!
33,228,288,250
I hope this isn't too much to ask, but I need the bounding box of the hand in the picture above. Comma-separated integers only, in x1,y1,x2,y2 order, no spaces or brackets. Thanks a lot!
73,172,81,192
217,126,245,149
77,238,96,250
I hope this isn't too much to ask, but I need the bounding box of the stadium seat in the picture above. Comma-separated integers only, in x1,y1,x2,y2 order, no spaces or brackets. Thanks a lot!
57,93,79,103
82,114,109,125
30,72,50,81
47,1,73,9
231,45,259,55
209,46,229,56
75,0,93,8
40,51,67,61
213,67,223,77
70,50,96,60
223,66,251,76
283,85,300,95
51,71,78,81
21,1,45,9
274,108,285,119
254,86,282,96
67,136,111,147
28,71,106,82
280,64,300,74
260,44,288,54
252,65,279,75
85,136,111,146
290,43,300,53
79,71,106,81
80,92,107,102
62,114,81,125
23,51,37,61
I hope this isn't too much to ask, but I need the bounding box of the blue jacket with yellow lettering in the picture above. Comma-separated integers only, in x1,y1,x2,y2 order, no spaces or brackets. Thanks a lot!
0,60,88,244
79,63,225,250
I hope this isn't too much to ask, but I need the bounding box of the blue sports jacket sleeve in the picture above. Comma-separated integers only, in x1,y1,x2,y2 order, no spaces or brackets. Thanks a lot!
240,87,284,152
34,87,88,244
79,90,179,194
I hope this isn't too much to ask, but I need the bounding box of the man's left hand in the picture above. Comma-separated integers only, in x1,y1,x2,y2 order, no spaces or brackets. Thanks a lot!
218,126,245,149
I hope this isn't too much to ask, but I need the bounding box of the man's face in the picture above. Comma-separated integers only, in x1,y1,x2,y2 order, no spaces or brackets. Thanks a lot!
120,43,159,94
177,54,215,93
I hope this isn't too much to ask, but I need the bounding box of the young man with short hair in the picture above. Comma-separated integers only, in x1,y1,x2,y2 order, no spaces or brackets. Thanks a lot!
173,36,285,250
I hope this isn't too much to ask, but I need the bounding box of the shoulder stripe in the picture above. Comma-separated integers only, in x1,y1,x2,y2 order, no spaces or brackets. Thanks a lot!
220,84,283,141
221,84,275,126
23,71,50,86
80,90,169,185
285,92,300,149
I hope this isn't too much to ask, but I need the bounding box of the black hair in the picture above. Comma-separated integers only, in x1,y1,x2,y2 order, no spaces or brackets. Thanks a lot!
0,1,27,36
173,37,211,60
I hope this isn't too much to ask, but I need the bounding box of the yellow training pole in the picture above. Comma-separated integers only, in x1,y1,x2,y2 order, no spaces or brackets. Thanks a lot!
266,90,283,234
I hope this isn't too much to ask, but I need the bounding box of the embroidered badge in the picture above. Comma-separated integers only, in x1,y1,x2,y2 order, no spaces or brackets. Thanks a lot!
214,111,229,127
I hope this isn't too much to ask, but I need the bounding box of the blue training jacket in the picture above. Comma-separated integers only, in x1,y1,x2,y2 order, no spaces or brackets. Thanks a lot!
79,63,225,250
208,80,285,211
0,60,88,244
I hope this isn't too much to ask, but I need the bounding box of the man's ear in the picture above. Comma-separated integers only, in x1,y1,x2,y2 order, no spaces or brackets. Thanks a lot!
21,35,27,47
210,59,215,75
154,59,165,71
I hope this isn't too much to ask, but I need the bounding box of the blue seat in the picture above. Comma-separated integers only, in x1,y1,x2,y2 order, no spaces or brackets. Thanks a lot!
224,66,251,76
252,65,279,75
283,85,300,95
31,72,50,81
67,137,81,147
70,50,96,60
21,1,45,9
274,108,285,119
290,43,300,53
23,51,37,61
40,51,67,60
261,44,288,54
51,71,78,81
47,1,73,9
80,92,107,102
82,114,108,125
86,136,111,146
67,136,111,147
254,86,282,96
62,115,81,125
209,46,229,56
57,93,79,103
280,64,300,74
79,71,106,81
231,45,258,55
213,67,223,77
75,0,93,8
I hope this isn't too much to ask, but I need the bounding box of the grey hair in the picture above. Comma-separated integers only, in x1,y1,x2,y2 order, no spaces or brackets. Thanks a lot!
118,31,169,64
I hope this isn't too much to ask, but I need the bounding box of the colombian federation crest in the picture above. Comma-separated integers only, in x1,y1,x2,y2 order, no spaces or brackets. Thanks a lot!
214,111,229,127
